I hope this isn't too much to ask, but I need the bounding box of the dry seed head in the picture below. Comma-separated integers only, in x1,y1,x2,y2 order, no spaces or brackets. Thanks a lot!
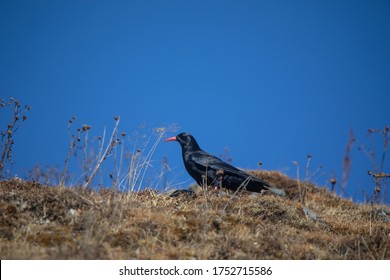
82,125,91,131
111,139,119,147
121,132,126,137
384,126,389,135
22,115,27,121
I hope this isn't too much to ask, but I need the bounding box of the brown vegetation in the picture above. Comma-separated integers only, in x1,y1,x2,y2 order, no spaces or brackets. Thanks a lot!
0,170,389,260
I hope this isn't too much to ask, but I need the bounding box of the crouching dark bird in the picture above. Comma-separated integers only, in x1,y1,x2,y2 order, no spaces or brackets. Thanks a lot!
165,132,280,194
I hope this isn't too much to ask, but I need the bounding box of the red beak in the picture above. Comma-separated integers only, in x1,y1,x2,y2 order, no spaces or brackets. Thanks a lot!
164,136,177,142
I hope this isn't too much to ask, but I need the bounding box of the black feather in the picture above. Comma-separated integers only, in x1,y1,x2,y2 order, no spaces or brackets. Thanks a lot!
167,132,271,193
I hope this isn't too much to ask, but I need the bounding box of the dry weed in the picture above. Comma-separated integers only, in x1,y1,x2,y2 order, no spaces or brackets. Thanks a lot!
0,171,389,260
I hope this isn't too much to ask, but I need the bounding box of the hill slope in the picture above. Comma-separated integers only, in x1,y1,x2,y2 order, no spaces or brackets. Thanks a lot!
0,171,389,259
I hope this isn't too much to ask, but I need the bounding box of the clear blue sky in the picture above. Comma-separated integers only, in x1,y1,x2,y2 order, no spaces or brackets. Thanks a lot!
1,1,389,203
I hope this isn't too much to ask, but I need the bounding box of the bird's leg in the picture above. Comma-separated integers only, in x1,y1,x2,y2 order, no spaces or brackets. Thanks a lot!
207,169,224,192
201,175,217,193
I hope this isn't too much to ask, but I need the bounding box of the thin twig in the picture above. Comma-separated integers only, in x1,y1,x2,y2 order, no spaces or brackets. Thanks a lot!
361,237,376,260
223,175,252,211
68,188,94,206
82,118,120,189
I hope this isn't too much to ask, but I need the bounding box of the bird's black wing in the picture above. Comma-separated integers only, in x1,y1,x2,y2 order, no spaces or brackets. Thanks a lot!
189,151,248,176
187,151,281,194
189,151,270,185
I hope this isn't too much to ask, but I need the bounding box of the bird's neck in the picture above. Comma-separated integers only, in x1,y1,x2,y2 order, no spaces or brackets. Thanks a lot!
182,141,201,153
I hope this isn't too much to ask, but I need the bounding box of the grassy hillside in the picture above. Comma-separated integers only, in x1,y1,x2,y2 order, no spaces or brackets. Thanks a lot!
0,170,389,260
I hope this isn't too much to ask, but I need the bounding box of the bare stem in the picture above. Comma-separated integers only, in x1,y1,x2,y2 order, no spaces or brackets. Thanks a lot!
82,118,120,189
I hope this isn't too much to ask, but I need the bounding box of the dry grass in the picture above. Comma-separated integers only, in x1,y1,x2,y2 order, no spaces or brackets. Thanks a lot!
0,171,389,260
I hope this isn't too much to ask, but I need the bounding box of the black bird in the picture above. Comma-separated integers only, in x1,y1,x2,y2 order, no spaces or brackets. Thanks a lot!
165,132,273,193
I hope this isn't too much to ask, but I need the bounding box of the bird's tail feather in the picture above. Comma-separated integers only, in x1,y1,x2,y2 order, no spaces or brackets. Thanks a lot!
250,176,286,197
266,187,286,197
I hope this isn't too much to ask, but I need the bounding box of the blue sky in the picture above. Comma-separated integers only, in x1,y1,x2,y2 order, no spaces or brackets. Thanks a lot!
1,1,389,203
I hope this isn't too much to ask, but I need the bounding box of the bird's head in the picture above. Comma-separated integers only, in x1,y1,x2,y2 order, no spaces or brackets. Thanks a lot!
164,132,201,152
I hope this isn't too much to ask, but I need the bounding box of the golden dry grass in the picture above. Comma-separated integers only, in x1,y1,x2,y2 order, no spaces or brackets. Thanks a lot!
0,171,389,259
